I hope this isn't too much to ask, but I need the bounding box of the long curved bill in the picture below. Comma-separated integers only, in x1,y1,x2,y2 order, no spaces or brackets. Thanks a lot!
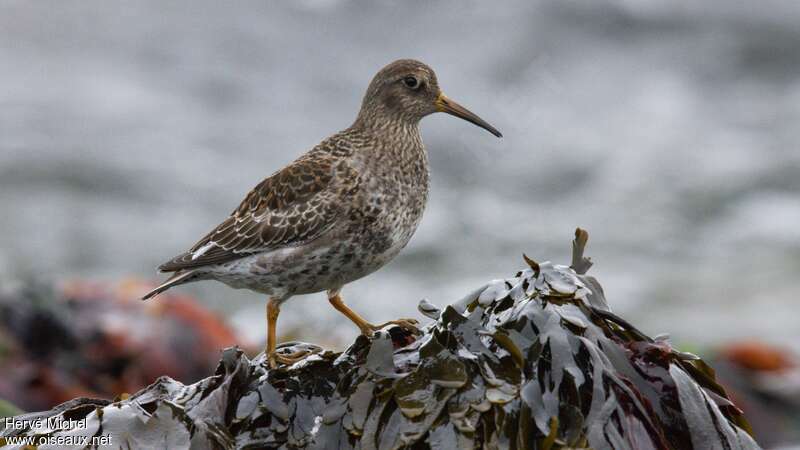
435,92,502,138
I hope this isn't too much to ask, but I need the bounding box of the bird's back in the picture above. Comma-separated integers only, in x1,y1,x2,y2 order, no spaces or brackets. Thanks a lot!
158,130,363,273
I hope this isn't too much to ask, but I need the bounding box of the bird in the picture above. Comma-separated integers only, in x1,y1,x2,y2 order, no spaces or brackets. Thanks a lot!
142,59,502,367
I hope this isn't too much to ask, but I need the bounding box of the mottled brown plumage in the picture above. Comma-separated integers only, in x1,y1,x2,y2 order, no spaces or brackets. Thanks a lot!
159,150,349,272
142,59,501,367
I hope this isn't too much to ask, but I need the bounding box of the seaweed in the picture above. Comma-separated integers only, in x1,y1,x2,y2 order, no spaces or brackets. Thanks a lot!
0,229,760,449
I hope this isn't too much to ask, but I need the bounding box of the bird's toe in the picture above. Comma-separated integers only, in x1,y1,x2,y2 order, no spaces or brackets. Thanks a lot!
372,318,422,335
267,345,322,368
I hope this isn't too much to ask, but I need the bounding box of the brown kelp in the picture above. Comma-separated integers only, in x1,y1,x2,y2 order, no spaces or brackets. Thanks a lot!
0,230,760,449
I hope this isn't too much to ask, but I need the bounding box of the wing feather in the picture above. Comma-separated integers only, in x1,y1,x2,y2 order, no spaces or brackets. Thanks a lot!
159,149,357,272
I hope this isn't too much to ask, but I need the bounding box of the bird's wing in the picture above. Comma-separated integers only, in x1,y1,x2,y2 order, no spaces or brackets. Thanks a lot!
159,152,357,272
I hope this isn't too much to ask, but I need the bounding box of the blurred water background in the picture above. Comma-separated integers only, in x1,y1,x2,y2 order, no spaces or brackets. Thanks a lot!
1,0,799,350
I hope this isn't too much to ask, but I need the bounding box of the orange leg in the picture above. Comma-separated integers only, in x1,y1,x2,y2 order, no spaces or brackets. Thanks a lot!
266,298,317,368
266,298,280,362
327,290,420,336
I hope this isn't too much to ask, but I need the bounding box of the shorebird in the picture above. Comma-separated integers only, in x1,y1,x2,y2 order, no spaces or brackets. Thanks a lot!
142,59,501,367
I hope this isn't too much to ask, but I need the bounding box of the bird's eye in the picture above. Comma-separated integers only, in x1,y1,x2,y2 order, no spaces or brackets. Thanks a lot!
402,76,420,89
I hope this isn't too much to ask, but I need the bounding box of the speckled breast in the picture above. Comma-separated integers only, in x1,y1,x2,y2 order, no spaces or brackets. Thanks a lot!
325,140,430,288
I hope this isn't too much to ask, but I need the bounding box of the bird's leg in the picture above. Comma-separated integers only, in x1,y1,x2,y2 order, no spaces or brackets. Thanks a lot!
266,298,280,367
266,298,315,368
327,290,420,336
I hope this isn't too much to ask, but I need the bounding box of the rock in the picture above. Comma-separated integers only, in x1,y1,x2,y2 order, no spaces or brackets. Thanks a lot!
0,230,761,449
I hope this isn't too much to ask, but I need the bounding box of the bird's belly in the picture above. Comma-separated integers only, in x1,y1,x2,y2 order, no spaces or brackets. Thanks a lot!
204,255,293,298
204,226,415,298
283,226,414,295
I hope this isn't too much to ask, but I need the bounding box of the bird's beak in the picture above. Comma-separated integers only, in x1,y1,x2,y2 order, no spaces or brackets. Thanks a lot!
435,92,502,138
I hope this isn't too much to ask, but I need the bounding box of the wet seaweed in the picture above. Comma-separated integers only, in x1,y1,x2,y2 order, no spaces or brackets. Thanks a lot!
0,229,760,449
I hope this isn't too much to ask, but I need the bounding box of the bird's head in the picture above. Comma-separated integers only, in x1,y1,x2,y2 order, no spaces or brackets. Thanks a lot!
356,59,502,138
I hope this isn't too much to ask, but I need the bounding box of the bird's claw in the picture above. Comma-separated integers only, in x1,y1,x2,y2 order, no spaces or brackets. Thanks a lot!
267,347,320,369
363,318,421,336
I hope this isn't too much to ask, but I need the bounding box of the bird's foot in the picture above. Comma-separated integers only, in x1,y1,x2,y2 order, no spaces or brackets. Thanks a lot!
268,350,315,369
267,342,322,369
361,318,421,337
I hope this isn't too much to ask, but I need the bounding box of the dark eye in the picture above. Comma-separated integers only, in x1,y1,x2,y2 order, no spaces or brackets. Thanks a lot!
402,76,420,89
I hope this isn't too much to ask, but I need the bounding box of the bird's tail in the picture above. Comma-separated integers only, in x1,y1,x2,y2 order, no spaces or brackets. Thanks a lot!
141,270,198,300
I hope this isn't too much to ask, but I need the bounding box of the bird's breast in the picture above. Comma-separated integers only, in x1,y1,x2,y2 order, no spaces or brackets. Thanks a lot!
347,141,429,255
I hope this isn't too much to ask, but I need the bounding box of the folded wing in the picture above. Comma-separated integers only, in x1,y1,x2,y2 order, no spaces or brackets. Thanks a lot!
159,153,356,272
